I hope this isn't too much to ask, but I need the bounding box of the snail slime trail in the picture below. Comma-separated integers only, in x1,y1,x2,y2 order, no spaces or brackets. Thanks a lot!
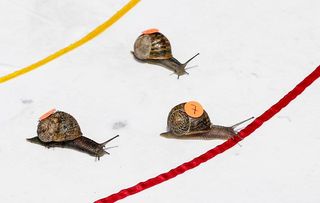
161,102,253,140
132,30,199,78
27,110,119,159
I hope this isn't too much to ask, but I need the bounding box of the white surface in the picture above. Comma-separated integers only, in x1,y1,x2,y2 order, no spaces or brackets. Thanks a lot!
1,0,320,202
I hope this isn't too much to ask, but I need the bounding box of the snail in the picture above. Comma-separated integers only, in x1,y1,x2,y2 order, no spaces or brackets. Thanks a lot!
27,110,119,159
132,28,199,78
160,102,253,140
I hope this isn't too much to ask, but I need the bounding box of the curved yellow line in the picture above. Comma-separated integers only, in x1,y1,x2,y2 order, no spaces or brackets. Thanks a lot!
0,0,140,84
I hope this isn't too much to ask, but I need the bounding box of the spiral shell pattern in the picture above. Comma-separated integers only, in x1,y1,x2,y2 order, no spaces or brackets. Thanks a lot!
133,32,172,60
167,103,212,136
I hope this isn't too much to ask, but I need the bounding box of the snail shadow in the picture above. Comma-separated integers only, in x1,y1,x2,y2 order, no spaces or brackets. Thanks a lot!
112,121,127,130
131,51,198,78
26,136,119,161
26,137,98,158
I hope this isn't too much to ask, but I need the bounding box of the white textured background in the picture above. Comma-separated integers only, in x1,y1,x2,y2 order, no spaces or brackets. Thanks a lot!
0,0,320,202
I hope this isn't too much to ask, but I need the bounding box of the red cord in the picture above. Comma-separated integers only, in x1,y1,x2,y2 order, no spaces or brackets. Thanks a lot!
95,66,320,203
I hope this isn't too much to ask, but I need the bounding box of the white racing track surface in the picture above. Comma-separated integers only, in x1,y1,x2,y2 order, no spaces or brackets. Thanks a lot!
0,0,320,202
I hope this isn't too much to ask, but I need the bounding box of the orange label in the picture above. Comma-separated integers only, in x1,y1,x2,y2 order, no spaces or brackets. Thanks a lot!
39,108,56,121
142,28,159,35
184,101,204,118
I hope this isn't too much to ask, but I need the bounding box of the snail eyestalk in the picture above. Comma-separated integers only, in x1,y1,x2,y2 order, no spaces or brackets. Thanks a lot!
100,135,119,146
183,53,200,66
231,116,254,129
176,53,200,78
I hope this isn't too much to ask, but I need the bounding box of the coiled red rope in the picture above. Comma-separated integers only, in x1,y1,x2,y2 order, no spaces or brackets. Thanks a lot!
95,66,320,203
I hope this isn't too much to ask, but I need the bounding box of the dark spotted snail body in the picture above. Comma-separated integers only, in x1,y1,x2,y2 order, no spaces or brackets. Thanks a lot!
27,110,118,159
132,29,199,78
161,102,253,140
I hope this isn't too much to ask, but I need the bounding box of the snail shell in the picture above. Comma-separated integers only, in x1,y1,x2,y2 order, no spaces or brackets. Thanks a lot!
161,102,254,140
133,32,172,60
132,31,199,78
27,111,118,159
167,103,211,136
37,111,82,142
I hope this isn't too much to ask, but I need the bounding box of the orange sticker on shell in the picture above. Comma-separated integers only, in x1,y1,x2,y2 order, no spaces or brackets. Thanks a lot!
142,28,159,35
184,101,204,118
39,108,56,121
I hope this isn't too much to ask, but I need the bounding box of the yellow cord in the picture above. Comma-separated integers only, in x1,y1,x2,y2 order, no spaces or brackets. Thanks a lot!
0,0,140,84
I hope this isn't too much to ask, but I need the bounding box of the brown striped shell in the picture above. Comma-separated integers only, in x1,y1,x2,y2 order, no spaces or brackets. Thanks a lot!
133,32,172,60
167,103,212,136
37,111,82,142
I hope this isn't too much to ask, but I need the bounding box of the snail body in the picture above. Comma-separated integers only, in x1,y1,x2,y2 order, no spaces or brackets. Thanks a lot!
161,102,253,140
132,30,199,78
27,111,118,159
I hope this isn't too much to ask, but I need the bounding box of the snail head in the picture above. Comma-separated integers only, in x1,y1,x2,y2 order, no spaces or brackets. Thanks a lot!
174,53,200,79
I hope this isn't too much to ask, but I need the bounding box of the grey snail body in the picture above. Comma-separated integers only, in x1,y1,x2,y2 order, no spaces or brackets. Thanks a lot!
132,31,199,78
27,111,118,159
161,102,253,140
